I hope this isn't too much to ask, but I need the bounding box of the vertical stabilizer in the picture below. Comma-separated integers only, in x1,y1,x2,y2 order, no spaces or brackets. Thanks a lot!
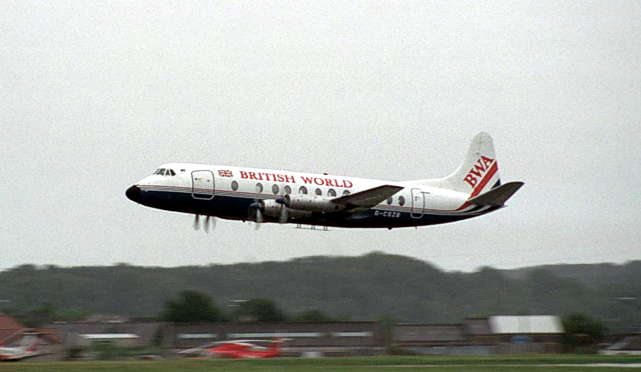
267,338,282,357
20,335,39,352
418,132,501,196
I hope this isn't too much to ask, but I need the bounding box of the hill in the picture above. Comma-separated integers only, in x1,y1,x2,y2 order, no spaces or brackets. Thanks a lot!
0,253,639,332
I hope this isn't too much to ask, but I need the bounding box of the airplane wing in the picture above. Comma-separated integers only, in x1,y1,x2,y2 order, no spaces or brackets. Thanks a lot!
0,350,47,361
212,340,264,345
331,185,404,208
178,342,219,354
467,181,524,206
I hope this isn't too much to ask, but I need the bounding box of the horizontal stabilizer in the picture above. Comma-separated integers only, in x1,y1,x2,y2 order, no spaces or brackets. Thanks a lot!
332,185,404,208
467,182,524,206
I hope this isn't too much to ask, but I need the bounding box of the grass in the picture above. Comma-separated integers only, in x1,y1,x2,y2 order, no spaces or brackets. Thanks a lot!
2,355,640,372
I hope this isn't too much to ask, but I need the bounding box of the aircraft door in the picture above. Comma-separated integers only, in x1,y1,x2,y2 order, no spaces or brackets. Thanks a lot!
191,170,215,200
411,188,425,219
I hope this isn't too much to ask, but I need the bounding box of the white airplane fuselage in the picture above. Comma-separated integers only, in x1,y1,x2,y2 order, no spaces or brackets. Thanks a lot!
126,133,523,229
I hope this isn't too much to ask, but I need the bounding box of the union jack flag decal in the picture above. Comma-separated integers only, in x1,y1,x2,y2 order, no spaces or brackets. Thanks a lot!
218,170,233,177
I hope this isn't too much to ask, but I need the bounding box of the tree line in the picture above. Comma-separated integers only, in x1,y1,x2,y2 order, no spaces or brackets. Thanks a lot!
162,291,330,323
0,252,639,333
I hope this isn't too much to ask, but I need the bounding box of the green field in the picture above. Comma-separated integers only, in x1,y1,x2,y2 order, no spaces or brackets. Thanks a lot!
2,356,640,372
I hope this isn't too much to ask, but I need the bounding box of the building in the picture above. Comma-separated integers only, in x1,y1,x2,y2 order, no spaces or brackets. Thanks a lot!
488,316,565,354
53,320,160,349
165,321,383,357
391,316,565,355
393,323,494,355
44,315,567,358
0,315,24,343
464,317,496,346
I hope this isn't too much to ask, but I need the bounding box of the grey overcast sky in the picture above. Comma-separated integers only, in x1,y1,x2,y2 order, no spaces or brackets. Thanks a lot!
1,1,640,272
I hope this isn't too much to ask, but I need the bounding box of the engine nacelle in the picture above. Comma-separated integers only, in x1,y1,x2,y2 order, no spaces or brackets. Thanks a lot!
262,199,312,220
284,194,345,213
262,199,283,219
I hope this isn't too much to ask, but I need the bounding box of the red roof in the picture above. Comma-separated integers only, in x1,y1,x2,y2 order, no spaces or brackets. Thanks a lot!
0,315,25,342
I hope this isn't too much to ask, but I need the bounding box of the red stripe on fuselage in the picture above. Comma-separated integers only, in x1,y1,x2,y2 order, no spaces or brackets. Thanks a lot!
456,161,498,211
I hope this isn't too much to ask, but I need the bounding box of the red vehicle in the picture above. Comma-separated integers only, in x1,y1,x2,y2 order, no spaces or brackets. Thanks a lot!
180,338,285,359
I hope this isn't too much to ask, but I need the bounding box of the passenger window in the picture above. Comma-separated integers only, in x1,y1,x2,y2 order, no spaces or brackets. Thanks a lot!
256,183,263,193
284,185,292,194
232,181,239,191
272,184,279,194
387,197,393,205
398,196,405,206
328,189,336,197
342,190,351,196
299,186,308,195
315,188,322,196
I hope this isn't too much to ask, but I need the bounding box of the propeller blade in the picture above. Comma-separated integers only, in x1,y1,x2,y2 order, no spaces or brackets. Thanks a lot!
254,208,263,230
193,215,200,231
248,200,264,229
278,206,288,224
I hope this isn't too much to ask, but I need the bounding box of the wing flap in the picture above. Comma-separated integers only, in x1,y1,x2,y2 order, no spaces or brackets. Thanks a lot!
467,181,524,206
332,185,404,208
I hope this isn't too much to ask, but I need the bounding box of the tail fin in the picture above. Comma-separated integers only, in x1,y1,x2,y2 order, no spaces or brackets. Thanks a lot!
264,337,284,358
417,132,501,197
267,338,282,356
21,335,39,352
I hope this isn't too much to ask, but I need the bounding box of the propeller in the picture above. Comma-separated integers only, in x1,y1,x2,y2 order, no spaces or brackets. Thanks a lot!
249,201,264,230
193,214,200,231
204,216,216,233
248,198,289,228
278,207,288,224
193,214,216,233
254,208,263,230
276,197,288,224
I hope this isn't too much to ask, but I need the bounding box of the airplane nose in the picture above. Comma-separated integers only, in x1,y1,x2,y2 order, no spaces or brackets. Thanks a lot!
126,185,142,203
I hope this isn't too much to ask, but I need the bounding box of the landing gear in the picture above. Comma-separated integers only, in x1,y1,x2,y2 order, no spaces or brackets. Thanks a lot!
295,224,329,231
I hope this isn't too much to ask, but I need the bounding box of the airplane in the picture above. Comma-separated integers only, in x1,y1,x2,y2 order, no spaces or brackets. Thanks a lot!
179,338,285,359
126,132,523,230
0,335,45,362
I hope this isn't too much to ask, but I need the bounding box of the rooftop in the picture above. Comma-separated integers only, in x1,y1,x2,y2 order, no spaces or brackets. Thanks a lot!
489,316,564,334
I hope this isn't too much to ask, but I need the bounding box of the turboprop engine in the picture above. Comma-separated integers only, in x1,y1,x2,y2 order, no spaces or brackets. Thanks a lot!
284,194,346,213
257,195,345,225
262,199,312,221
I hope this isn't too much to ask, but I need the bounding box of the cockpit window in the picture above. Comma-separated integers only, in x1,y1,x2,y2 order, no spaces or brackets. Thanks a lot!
154,168,176,176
